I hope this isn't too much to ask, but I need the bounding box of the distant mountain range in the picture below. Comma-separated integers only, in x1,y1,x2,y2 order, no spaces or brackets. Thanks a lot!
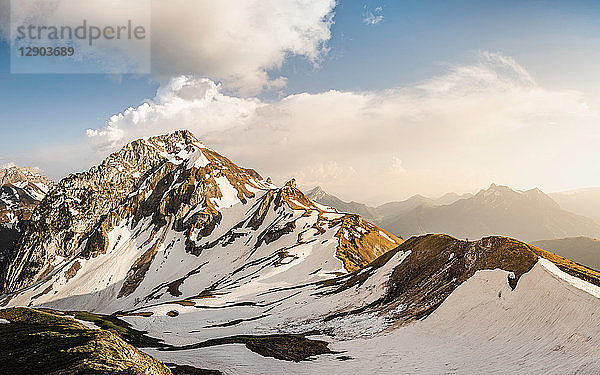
533,237,600,271
306,186,380,221
550,188,600,225
306,187,472,224
308,184,600,243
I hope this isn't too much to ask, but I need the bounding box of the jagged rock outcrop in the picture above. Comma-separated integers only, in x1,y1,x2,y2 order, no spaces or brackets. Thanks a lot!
0,165,54,287
0,164,53,224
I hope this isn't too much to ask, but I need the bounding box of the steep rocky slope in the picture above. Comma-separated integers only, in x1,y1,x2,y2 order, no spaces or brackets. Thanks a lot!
0,165,54,289
1,130,402,306
0,164,53,224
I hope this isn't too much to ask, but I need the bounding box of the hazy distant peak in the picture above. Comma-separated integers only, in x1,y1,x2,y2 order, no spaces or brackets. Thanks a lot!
406,194,431,202
550,187,600,224
435,192,473,205
483,183,513,192
308,185,327,196
0,164,52,187
473,184,558,210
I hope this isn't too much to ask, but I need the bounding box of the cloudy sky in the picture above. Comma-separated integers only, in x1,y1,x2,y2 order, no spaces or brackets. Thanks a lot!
1,0,600,204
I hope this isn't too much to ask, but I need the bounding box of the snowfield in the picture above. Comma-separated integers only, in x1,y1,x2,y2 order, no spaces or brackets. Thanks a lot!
143,262,600,374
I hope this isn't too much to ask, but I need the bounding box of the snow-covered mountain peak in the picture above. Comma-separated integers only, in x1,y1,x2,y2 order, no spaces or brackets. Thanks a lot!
0,164,53,196
473,184,560,211
307,185,326,197
1,130,402,304
0,164,54,224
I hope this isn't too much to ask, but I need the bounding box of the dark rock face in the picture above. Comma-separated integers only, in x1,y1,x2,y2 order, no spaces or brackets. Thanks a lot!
160,333,332,362
0,224,22,277
0,166,54,288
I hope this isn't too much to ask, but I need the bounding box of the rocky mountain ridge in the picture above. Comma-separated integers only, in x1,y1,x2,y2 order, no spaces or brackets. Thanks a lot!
0,164,53,224
0,130,402,302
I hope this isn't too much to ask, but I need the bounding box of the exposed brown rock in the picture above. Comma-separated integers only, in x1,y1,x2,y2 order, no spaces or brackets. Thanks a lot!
333,214,403,272
64,260,81,282
247,190,276,230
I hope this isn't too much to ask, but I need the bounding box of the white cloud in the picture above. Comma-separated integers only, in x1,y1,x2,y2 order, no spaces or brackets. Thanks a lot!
86,76,263,151
151,0,336,94
1,0,336,94
362,5,383,25
83,52,600,204
388,156,405,176
282,161,358,189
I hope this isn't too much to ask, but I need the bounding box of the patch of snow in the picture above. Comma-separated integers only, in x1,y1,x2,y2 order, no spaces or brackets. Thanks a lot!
378,230,396,243
538,258,600,299
73,318,101,330
210,176,240,209
188,149,211,169
321,212,344,220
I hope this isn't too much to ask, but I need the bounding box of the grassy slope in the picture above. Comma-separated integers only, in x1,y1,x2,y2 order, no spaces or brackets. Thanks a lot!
0,307,172,375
